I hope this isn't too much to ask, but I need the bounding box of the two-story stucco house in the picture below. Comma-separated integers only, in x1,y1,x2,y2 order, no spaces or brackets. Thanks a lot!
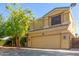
28,7,76,49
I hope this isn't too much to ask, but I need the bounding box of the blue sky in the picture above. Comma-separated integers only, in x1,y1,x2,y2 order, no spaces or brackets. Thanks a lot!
0,3,79,35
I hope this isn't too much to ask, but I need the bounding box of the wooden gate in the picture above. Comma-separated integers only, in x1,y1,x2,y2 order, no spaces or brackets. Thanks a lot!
72,38,79,48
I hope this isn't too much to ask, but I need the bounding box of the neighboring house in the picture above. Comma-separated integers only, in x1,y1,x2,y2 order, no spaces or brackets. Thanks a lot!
28,7,76,49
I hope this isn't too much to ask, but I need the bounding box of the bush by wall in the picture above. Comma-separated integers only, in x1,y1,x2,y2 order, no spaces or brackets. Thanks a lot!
20,36,27,47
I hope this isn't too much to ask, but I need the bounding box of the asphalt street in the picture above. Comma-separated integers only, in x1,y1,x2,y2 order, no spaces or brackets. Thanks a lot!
0,48,79,56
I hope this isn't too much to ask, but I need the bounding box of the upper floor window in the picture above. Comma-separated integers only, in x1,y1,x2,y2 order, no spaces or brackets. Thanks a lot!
51,15,61,25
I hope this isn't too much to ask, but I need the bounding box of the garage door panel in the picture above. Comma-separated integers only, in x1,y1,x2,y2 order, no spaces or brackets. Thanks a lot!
31,36,45,48
31,34,60,49
43,35,60,48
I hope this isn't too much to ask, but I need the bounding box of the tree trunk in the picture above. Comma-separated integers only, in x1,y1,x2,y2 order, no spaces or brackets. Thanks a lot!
16,36,20,47
12,39,14,47
12,38,15,47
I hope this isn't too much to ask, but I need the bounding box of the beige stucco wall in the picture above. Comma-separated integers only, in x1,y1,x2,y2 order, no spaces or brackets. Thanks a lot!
29,8,72,31
28,8,75,49
28,27,71,49
68,11,76,36
28,32,71,49
61,33,70,49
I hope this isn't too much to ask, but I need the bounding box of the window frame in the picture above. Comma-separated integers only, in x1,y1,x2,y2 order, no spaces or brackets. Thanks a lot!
51,15,61,25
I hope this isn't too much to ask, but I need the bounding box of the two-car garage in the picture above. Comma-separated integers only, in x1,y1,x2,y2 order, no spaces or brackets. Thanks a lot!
28,31,61,49
28,29,72,49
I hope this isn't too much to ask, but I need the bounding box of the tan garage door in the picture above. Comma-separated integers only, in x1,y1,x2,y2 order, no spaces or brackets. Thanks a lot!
31,34,61,49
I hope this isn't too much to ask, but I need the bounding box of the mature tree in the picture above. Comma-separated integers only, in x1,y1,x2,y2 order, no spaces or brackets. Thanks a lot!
0,14,5,37
5,4,34,47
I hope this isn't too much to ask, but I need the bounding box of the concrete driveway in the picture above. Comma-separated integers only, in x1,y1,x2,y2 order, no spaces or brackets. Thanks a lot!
0,47,79,56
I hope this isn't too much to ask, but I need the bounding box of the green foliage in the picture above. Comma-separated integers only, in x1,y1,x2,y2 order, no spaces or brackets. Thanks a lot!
3,39,12,46
3,37,16,46
0,4,35,46
2,37,16,46
0,38,12,46
20,36,27,47
0,40,6,46
5,4,33,38
0,14,5,37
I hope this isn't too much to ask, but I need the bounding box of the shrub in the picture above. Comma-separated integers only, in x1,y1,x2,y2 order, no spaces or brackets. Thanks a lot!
0,40,6,46
20,36,27,47
3,38,12,46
